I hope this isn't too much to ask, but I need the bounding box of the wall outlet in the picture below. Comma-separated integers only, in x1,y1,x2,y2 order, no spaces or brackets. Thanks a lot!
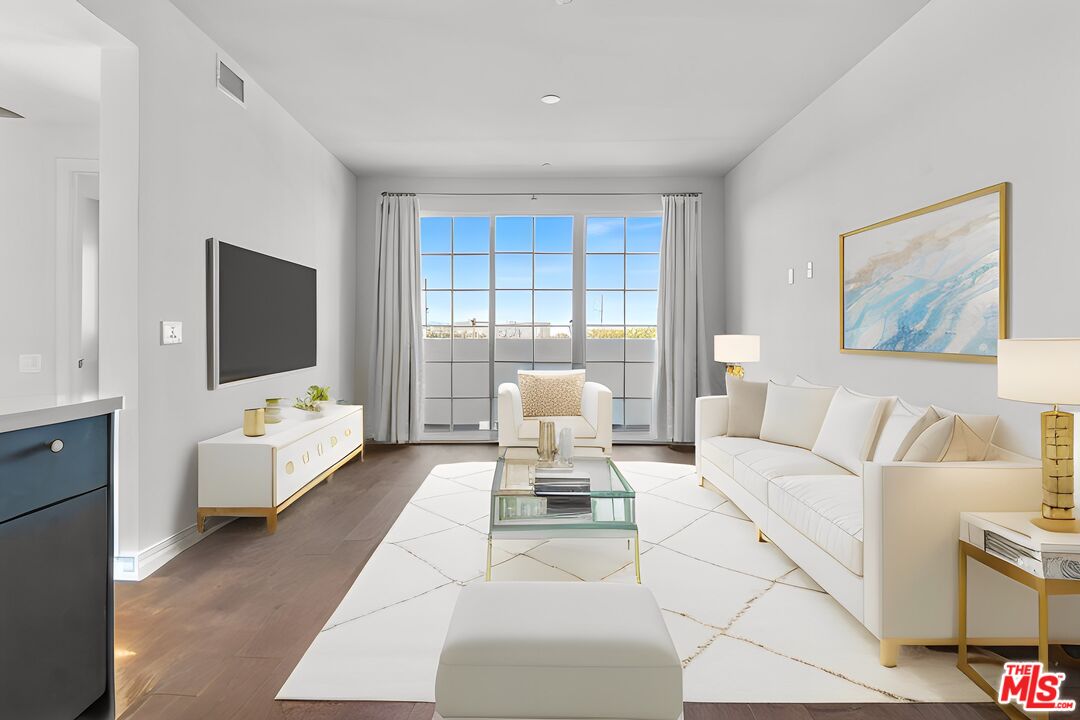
807,261,814,279
18,354,42,373
161,321,183,345
787,268,795,285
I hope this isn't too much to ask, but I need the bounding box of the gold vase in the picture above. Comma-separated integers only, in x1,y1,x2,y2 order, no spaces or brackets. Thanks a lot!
537,420,557,463
243,408,266,437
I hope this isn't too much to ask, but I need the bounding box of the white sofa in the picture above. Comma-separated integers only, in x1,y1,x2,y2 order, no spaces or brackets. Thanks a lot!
498,374,613,453
695,382,1080,667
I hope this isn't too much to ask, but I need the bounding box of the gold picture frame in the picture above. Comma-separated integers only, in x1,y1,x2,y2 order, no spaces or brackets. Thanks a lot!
839,183,1008,363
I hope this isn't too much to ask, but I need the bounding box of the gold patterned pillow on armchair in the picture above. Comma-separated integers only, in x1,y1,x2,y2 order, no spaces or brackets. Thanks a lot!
518,370,585,418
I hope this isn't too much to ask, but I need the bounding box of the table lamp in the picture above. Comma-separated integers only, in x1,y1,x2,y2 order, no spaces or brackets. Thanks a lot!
998,338,1080,533
714,334,760,378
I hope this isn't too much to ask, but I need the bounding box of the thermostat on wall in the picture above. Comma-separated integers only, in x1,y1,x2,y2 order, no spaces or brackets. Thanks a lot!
161,321,183,345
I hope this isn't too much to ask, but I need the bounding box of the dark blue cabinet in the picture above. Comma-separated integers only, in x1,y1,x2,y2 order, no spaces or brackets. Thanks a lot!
0,412,114,719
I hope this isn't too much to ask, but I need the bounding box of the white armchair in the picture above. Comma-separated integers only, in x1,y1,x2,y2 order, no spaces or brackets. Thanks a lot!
498,376,613,454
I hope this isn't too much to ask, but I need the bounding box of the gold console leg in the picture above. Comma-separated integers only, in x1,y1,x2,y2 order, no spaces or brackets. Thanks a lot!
756,527,768,543
485,536,493,581
265,512,278,534
196,510,206,533
880,639,899,668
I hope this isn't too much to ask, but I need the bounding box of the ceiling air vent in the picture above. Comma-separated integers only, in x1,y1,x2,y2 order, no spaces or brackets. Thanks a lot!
0,105,24,119
216,58,245,105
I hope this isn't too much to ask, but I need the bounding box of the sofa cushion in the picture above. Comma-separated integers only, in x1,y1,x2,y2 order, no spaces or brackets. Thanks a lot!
768,474,864,575
701,436,776,477
811,387,888,474
759,382,837,450
518,415,596,439
518,370,585,417
739,446,852,480
731,445,847,504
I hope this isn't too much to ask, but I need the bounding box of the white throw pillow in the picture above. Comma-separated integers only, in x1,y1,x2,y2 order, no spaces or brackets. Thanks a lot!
811,387,888,474
872,400,940,462
759,382,837,450
931,406,999,456
902,415,955,462
902,415,989,462
726,377,768,438
792,376,836,390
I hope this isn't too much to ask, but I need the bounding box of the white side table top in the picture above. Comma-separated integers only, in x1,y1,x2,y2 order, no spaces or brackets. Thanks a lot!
961,511,1080,552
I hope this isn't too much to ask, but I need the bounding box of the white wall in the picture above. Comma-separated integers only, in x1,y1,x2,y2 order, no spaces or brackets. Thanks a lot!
723,0,1080,457
355,175,725,435
84,0,358,554
0,121,98,403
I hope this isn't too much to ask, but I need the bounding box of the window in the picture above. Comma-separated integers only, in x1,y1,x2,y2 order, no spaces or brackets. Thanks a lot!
421,216,491,432
585,217,661,431
420,212,662,439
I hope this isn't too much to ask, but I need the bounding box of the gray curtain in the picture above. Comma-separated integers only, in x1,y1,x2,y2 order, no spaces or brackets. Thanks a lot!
370,194,423,443
654,194,710,442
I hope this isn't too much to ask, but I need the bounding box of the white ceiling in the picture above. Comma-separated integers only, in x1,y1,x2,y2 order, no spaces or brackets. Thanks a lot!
170,0,928,178
0,0,120,125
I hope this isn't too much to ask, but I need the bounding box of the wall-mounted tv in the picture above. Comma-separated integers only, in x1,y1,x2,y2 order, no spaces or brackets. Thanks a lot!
206,239,316,388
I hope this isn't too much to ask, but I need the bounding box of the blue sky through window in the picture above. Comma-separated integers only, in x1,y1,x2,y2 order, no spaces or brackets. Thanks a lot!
421,214,661,326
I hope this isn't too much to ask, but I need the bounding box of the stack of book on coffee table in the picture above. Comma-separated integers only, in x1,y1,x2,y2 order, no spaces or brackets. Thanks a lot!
533,472,592,519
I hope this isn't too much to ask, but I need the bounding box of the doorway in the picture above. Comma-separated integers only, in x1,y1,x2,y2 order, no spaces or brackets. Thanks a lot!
56,159,100,402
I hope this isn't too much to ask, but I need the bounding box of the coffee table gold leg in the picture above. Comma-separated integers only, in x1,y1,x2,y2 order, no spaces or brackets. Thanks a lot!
634,531,641,584
485,536,492,581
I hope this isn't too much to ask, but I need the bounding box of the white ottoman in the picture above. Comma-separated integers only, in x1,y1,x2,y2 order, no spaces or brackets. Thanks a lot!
435,582,682,720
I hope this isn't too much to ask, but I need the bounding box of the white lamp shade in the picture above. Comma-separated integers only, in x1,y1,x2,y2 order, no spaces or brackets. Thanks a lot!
998,338,1080,405
714,334,760,363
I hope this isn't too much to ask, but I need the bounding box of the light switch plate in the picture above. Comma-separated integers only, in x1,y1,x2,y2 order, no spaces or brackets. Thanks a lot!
161,321,183,345
807,261,814,279
787,268,795,285
18,354,42,373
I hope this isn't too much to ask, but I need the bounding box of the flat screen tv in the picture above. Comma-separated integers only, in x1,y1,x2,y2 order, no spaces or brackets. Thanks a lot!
207,239,316,388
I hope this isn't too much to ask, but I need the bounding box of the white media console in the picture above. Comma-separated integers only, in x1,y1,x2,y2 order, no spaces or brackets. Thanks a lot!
197,404,364,533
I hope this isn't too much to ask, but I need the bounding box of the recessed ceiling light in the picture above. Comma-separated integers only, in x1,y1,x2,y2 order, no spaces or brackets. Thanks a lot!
540,94,561,105
555,0,573,5
541,162,552,167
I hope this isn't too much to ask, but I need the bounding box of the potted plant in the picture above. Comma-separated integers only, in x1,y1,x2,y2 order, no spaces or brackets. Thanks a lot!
294,385,331,418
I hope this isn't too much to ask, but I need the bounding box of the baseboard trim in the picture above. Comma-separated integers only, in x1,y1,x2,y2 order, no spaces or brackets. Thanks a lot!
114,516,231,582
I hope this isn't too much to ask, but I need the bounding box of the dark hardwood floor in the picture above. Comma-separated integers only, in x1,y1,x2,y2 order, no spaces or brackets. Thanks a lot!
113,443,1006,720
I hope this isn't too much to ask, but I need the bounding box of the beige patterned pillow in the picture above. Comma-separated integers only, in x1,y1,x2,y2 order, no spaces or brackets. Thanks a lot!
519,370,585,418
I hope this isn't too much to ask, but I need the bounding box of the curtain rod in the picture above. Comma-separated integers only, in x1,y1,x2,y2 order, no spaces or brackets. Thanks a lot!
380,191,701,197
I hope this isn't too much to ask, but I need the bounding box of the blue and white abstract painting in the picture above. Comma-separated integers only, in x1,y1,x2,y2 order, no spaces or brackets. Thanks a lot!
843,188,1003,359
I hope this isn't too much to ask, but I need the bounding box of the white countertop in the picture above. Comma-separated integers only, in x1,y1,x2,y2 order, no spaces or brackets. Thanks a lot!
0,396,125,434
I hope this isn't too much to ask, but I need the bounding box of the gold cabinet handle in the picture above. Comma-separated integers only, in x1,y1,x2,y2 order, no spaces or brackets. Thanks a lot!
317,442,324,456
285,461,295,475
330,435,338,447
344,428,352,437
302,451,310,464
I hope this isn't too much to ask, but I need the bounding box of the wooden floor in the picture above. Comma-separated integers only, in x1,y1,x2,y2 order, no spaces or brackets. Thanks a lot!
114,443,1007,720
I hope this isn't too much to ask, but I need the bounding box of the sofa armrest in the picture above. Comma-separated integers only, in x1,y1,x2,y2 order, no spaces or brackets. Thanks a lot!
694,395,729,474
581,382,613,451
498,383,525,446
862,460,1041,640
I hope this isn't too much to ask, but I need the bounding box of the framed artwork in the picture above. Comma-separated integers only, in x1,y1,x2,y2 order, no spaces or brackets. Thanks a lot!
840,183,1007,363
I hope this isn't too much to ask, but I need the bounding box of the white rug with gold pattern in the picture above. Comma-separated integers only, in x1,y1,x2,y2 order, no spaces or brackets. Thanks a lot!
278,461,984,703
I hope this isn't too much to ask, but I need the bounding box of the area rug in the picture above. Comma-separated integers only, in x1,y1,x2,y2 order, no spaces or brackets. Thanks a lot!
278,461,984,703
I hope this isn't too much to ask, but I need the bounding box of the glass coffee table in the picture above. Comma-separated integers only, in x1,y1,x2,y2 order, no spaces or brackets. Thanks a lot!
487,447,640,582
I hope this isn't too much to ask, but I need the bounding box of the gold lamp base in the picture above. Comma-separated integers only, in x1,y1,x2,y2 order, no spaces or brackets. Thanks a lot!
726,364,745,378
1035,406,1077,534
1031,516,1080,533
